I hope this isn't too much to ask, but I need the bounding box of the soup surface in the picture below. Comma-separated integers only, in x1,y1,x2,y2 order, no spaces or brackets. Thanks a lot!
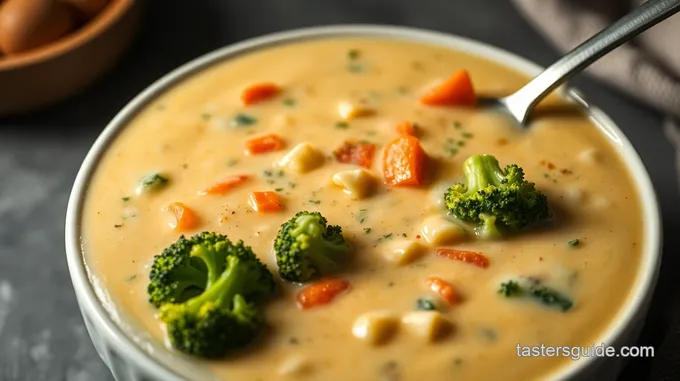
82,37,643,381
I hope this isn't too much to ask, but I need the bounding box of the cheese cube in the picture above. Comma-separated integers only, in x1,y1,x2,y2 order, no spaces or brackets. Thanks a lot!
382,239,424,266
352,310,400,346
278,143,325,173
332,169,376,199
337,101,374,120
401,311,453,342
420,216,467,245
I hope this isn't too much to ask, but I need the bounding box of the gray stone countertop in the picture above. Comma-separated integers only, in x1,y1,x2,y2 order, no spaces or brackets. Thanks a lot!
1,0,679,380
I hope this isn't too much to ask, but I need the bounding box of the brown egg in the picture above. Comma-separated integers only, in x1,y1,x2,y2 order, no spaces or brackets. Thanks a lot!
60,0,109,20
0,0,76,54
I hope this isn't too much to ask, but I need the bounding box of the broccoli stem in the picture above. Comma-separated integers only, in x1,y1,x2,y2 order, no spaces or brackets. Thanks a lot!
184,256,245,313
190,245,225,288
463,154,505,192
476,213,501,239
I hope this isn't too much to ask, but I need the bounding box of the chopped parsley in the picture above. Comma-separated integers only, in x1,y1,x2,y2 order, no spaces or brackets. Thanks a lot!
231,113,257,127
416,297,437,311
462,132,474,139
498,281,523,297
114,224,123,228
282,98,297,107
121,196,130,202
309,200,321,205
335,121,350,129
348,63,364,73
275,188,284,192
568,239,580,247
364,228,372,234
348,49,360,60
382,233,393,239
227,158,239,167
453,121,462,129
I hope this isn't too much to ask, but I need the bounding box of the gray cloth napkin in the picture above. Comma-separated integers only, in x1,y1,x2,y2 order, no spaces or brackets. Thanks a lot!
510,1,680,380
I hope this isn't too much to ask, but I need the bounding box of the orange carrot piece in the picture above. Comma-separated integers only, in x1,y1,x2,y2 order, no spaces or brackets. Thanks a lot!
241,82,280,105
165,202,199,231
248,191,283,212
436,248,490,269
425,277,458,305
244,134,285,155
200,175,249,195
419,69,476,106
397,122,418,137
333,141,376,169
382,135,427,186
297,278,350,310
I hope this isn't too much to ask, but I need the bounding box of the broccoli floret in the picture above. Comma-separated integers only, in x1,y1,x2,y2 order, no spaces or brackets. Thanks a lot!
444,154,550,238
148,232,276,358
137,173,169,193
274,211,352,283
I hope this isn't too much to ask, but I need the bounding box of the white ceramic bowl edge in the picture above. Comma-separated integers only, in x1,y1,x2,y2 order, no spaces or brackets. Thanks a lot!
65,24,663,381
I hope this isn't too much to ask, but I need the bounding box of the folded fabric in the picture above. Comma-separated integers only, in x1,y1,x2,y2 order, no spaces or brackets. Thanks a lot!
510,1,680,380
511,0,680,119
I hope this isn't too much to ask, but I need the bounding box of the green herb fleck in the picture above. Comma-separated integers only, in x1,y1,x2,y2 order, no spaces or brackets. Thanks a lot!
289,337,299,345
401,233,407,238
125,275,138,282
309,200,321,205
383,233,393,239
288,181,296,189
121,196,130,202
462,132,474,139
114,224,123,228
335,121,350,129
277,170,285,177
444,145,458,156
283,98,297,107
263,170,273,177
479,328,497,342
348,49,360,60
530,286,573,312
227,158,239,167
453,121,462,129
201,113,212,120
498,281,523,297
275,188,284,192
453,358,464,367
568,239,580,247
416,297,437,311
364,228,372,234
348,63,364,73
457,141,466,147
231,113,257,127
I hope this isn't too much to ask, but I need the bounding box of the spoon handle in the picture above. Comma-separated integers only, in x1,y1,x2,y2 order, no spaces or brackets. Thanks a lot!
504,0,680,124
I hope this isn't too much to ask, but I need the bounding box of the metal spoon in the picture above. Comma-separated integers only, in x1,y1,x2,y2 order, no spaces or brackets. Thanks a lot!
489,0,680,127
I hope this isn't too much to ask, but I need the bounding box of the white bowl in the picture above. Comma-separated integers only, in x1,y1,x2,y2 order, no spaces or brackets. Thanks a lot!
65,25,662,381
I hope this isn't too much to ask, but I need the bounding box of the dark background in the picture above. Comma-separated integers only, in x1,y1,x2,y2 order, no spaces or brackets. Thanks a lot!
1,0,678,380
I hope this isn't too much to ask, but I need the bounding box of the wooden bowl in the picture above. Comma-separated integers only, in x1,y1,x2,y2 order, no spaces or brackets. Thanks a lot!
0,0,145,117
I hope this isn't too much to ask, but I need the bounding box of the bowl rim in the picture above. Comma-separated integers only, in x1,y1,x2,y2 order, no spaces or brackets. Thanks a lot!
0,0,135,71
65,24,663,381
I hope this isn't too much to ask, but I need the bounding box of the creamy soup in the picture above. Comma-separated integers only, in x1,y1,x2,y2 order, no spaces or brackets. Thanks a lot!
82,37,643,381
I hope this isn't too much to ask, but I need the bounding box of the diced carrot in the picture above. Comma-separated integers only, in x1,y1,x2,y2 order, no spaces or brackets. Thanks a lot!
436,248,490,269
200,175,249,195
382,135,427,186
241,82,280,105
333,141,376,169
425,277,458,305
396,122,418,137
419,69,476,106
297,278,350,310
165,202,199,231
244,134,285,155
248,191,283,212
